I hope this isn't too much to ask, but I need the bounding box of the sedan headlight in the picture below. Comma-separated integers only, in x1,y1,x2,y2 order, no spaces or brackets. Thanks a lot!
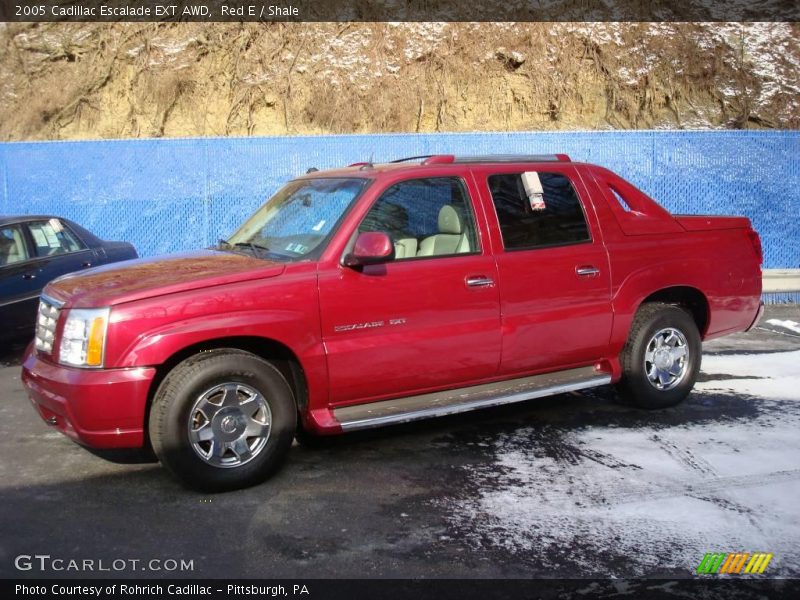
58,307,110,368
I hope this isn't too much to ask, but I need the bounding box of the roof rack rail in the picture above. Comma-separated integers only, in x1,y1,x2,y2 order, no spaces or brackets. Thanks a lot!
389,154,571,165
390,155,435,163
422,155,455,165
350,154,571,169
348,161,374,170
388,155,456,165
453,154,571,163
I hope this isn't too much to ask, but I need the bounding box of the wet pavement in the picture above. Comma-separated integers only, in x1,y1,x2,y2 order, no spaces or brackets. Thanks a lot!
1,305,799,581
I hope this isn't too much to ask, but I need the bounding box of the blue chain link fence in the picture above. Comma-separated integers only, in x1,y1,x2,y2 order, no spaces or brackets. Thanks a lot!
0,131,797,268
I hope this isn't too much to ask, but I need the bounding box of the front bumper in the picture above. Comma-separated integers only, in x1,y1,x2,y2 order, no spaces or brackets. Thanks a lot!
21,346,156,449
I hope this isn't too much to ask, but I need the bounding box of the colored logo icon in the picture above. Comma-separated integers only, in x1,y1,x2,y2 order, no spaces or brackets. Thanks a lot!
696,552,773,574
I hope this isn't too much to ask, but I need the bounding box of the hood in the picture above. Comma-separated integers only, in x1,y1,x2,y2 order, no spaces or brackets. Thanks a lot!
45,250,286,308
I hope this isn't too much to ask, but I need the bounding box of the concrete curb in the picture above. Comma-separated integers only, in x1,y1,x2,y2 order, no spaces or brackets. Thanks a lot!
764,269,800,293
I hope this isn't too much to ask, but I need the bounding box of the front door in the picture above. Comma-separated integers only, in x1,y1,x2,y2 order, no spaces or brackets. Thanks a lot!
0,223,40,340
318,176,502,406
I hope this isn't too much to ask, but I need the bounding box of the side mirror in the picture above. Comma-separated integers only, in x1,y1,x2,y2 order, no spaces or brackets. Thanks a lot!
343,232,394,267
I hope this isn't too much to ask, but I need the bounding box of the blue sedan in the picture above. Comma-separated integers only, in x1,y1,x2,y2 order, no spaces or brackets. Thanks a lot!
0,215,138,343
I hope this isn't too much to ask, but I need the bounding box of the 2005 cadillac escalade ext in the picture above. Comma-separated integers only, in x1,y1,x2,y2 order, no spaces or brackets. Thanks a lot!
21,154,764,491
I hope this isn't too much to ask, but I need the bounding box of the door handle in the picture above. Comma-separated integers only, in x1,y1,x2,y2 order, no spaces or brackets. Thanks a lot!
22,272,36,280
82,261,92,267
575,266,600,278
466,275,494,288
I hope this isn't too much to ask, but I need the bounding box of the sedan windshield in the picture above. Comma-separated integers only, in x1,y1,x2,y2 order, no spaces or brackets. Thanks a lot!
226,177,368,259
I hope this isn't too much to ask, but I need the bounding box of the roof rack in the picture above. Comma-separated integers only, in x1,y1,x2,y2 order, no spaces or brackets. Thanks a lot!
348,161,374,170
454,154,571,163
388,154,571,165
350,154,571,169
389,155,436,163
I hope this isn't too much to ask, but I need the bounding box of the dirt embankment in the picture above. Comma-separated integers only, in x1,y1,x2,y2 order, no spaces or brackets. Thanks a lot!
1,22,798,140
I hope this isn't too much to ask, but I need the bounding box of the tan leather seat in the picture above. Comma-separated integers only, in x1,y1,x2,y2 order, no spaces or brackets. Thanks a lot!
0,238,11,265
361,202,419,260
417,205,470,257
0,229,26,265
394,238,418,259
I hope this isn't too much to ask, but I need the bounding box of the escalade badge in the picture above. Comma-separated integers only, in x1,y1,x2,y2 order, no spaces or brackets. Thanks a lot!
334,318,406,333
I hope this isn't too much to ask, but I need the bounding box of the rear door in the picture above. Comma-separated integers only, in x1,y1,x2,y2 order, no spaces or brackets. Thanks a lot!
474,164,613,375
317,175,502,406
25,218,96,285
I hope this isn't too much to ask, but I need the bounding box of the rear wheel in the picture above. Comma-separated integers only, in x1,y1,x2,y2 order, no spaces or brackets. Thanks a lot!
149,349,296,492
615,303,701,409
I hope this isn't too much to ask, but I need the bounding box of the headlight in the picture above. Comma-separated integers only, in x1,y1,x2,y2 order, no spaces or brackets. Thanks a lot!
58,307,110,368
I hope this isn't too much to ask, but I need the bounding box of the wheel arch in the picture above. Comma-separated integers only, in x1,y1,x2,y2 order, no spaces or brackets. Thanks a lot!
143,336,309,450
638,286,710,337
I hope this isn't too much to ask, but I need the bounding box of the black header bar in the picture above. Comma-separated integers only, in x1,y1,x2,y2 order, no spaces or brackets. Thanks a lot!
5,578,800,600
1,0,798,23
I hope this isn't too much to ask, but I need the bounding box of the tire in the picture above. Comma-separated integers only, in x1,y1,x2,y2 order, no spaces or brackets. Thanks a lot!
615,302,701,409
149,349,296,492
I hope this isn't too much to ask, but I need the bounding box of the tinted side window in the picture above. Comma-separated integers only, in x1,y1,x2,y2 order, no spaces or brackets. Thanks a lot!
488,172,590,250
28,219,86,257
0,225,29,266
359,177,479,260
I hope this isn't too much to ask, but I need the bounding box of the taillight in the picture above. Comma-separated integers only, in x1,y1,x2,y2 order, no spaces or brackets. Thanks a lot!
747,229,763,265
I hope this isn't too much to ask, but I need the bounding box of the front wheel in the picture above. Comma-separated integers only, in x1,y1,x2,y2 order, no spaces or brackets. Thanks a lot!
149,349,296,492
615,303,701,409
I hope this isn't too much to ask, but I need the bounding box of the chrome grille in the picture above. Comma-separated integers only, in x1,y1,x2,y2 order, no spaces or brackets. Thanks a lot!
34,295,62,354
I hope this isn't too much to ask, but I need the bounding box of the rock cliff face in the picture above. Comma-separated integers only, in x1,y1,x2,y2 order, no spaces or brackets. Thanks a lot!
1,22,798,140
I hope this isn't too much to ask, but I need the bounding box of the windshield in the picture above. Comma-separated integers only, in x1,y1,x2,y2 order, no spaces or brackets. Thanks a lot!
226,177,368,260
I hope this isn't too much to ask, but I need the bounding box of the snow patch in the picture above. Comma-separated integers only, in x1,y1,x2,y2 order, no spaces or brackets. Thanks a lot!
765,319,800,335
441,350,800,576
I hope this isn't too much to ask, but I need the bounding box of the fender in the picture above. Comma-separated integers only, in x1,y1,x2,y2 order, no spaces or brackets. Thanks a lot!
117,309,319,366
609,260,713,354
113,309,330,417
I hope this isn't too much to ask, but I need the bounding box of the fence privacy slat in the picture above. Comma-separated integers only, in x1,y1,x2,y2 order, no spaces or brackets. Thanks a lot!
1,131,797,268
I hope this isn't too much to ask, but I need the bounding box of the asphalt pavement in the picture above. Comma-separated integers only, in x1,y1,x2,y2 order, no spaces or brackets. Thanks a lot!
1,305,799,581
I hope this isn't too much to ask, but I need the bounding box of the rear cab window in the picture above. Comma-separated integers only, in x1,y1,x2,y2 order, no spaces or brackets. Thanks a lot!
485,170,591,251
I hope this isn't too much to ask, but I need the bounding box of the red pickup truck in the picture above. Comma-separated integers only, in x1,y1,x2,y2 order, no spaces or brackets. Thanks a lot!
21,155,764,491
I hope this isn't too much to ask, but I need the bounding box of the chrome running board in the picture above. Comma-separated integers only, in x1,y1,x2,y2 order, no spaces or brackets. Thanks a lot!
334,366,611,432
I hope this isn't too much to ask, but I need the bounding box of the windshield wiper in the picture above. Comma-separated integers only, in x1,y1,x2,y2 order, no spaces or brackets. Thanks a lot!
233,241,271,257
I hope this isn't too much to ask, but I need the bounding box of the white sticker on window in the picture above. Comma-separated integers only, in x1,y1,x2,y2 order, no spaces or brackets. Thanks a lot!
31,228,48,247
43,227,60,248
312,220,326,232
285,242,308,254
521,171,546,211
